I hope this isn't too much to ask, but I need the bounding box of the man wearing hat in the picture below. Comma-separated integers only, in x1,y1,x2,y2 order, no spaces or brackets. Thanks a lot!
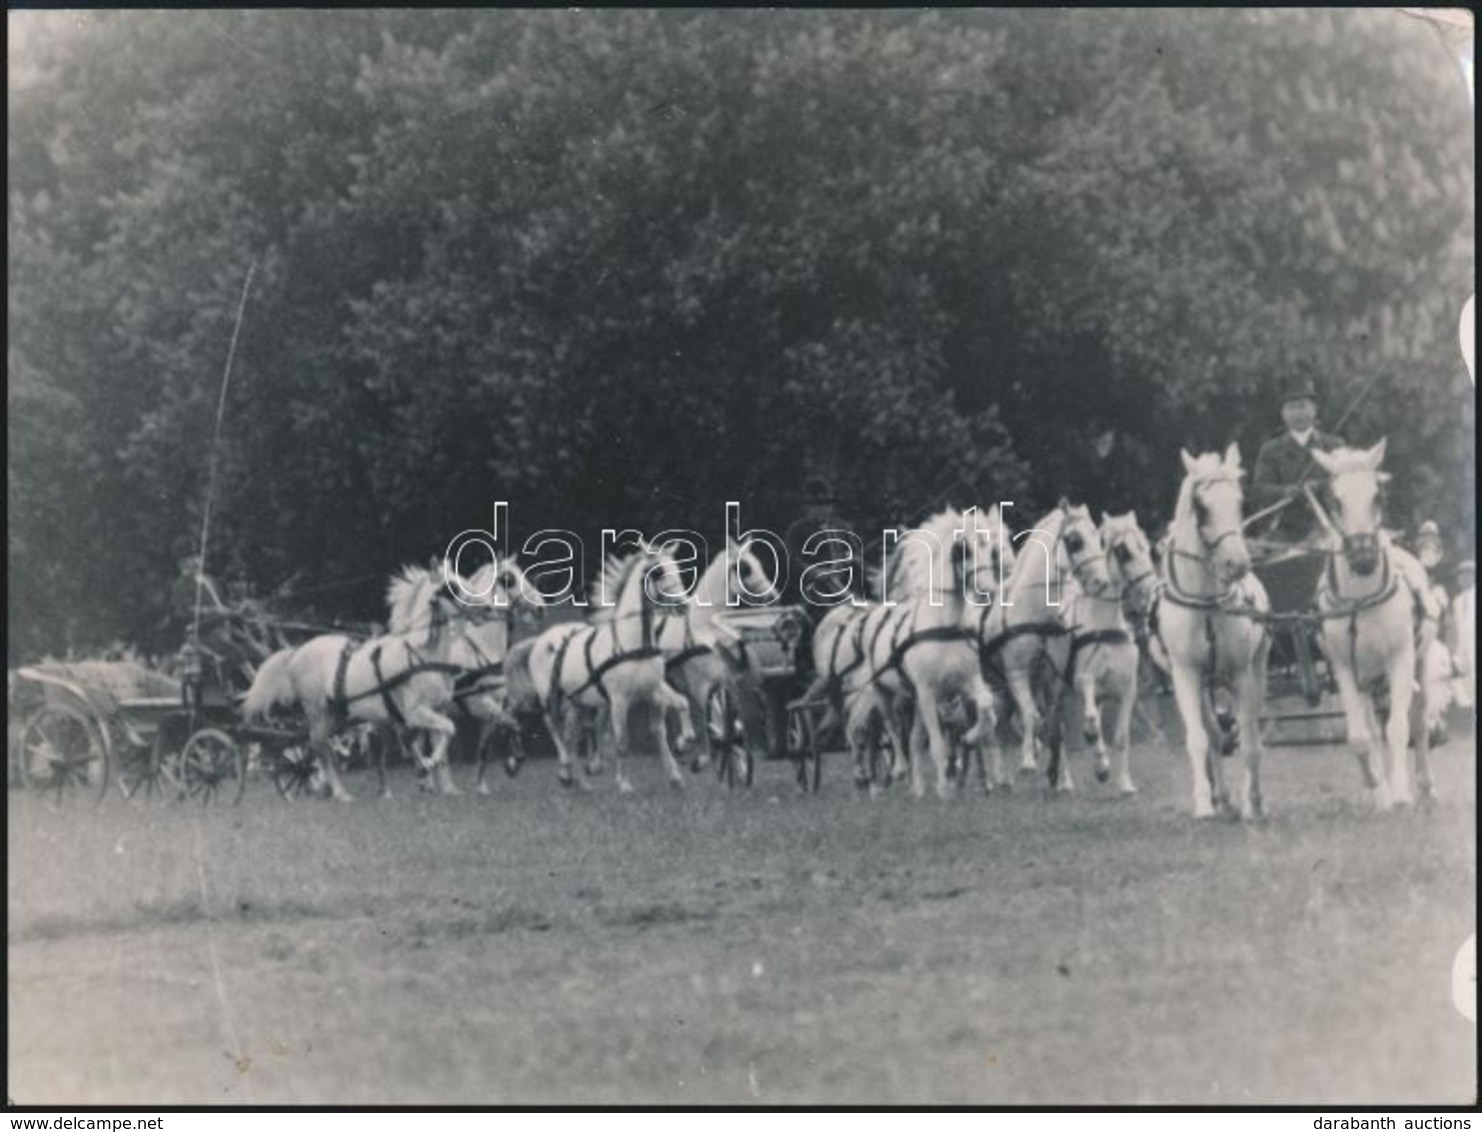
1249,373,1347,544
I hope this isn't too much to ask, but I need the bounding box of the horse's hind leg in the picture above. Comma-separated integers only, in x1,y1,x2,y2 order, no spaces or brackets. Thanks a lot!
403,705,460,795
311,718,354,803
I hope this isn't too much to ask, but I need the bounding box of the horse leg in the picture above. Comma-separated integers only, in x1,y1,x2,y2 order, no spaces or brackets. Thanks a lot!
545,703,580,788
1384,649,1416,807
1234,665,1265,822
310,718,355,803
1168,665,1215,818
585,705,608,777
474,717,497,796
882,696,913,791
1329,660,1387,810
1109,661,1138,796
917,687,956,800
1080,672,1110,784
1007,669,1040,777
843,688,878,793
402,705,460,795
651,683,688,790
966,678,997,796
377,727,393,800
608,695,636,795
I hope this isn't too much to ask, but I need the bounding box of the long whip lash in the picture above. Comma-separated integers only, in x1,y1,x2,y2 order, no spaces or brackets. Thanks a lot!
190,259,258,644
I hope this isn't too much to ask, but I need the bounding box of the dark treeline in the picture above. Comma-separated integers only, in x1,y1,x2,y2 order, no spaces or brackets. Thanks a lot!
7,9,1474,659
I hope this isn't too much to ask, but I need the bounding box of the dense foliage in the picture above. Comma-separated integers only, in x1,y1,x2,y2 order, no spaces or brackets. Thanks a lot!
8,10,1474,658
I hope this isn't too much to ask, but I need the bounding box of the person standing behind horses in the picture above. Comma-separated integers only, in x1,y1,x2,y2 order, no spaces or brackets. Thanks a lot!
1249,374,1347,544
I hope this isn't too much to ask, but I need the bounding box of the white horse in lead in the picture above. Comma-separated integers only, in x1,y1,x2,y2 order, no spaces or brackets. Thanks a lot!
1311,440,1441,808
1154,445,1270,820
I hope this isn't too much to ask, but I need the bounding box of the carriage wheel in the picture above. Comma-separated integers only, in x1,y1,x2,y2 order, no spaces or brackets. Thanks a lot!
20,706,109,804
708,685,752,790
1292,627,1322,708
789,707,821,794
178,729,246,806
270,745,319,801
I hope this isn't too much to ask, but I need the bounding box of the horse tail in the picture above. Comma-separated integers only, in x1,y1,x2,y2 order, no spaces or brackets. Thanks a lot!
242,647,299,719
502,639,542,717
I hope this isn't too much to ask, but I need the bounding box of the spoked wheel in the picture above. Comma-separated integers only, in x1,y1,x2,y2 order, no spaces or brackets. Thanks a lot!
177,729,246,805
20,706,109,804
789,706,821,794
1292,627,1322,708
270,745,319,801
708,685,752,790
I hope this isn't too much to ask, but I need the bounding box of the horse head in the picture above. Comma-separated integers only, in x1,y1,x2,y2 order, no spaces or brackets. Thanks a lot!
1059,499,1112,597
1311,439,1389,577
723,536,779,607
1177,443,1252,587
1101,510,1157,617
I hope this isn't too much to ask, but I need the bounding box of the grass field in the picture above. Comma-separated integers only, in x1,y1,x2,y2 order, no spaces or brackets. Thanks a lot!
7,714,1477,1106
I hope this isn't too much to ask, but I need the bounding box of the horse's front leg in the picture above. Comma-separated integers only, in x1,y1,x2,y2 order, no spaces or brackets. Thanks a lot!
1168,664,1215,818
1006,667,1040,777
402,704,461,795
1234,662,1265,822
1080,673,1110,784
651,681,689,790
1383,646,1417,807
607,694,636,795
1327,652,1387,810
1108,660,1138,797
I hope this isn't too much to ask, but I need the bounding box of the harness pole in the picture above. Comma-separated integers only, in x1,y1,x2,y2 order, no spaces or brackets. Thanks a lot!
190,259,258,646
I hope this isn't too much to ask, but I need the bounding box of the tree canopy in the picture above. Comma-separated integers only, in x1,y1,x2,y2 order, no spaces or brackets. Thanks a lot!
7,9,1474,659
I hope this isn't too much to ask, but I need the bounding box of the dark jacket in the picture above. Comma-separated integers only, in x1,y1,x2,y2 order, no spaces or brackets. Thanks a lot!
1249,429,1345,542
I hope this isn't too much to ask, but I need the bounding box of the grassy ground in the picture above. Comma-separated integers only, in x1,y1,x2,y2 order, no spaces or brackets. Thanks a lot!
7,715,1477,1105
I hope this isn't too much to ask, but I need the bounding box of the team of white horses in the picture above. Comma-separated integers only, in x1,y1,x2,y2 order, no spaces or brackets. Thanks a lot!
244,440,1440,818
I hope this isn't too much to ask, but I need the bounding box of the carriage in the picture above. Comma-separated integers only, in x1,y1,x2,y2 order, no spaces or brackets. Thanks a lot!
703,604,826,791
1250,544,1348,747
10,616,348,806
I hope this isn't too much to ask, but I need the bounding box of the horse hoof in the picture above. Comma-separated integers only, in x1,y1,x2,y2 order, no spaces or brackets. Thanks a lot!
504,757,522,778
1095,766,1111,784
475,783,491,797
1118,783,1137,797
1083,727,1098,745
668,776,685,792
558,772,576,789
333,792,355,804
617,780,636,796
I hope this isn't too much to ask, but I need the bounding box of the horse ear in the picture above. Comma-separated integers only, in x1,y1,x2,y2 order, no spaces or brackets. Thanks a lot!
1223,441,1242,469
1368,437,1388,468
1128,510,1138,527
1310,448,1337,474
1376,471,1392,484
1057,495,1071,511
1180,449,1197,475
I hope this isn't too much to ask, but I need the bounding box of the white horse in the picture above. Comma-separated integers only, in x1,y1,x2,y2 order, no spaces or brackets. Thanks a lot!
518,542,694,794
839,507,1003,799
656,537,778,780
1153,445,1270,820
242,564,472,802
382,557,547,797
1047,511,1159,795
976,500,1112,790
1311,440,1441,808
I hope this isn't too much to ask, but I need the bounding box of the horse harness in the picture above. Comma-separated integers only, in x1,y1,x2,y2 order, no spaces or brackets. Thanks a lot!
329,639,463,727
546,603,662,712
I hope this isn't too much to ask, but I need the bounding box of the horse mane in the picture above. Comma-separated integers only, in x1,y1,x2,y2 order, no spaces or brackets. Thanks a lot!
589,549,672,623
885,507,963,600
386,564,436,637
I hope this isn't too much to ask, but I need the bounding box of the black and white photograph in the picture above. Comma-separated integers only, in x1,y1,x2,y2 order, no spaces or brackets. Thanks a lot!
6,7,1476,1108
